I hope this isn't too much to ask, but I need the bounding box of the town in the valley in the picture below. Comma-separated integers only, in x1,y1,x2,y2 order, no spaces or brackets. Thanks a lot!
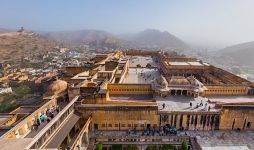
0,48,254,150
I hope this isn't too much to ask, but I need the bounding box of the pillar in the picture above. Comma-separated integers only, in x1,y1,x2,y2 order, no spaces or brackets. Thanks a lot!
182,115,187,129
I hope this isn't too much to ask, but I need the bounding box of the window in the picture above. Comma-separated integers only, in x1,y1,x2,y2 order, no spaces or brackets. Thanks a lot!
121,124,125,127
108,124,112,127
247,122,251,128
128,124,132,127
115,124,119,127
102,124,106,127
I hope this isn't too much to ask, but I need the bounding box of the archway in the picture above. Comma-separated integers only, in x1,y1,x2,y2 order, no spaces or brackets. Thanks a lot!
171,90,176,95
182,90,187,96
176,90,182,95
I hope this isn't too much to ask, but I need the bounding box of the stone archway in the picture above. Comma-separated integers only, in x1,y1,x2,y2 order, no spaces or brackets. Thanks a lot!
171,90,176,95
182,90,187,96
176,90,182,95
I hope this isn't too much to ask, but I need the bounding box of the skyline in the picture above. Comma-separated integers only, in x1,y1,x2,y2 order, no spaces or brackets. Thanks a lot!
1,0,254,49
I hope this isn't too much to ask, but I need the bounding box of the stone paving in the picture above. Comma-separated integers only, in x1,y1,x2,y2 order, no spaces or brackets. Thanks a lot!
128,56,157,68
179,130,254,150
123,68,159,84
91,130,254,149
156,96,218,112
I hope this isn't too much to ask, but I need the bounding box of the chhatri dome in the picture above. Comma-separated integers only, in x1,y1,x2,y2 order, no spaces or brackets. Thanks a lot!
167,76,190,85
45,80,68,97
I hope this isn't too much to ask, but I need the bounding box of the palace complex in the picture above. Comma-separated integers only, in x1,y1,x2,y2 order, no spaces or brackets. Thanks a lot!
0,50,254,150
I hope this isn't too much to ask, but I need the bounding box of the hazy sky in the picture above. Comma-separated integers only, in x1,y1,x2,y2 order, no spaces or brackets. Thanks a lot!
1,0,254,49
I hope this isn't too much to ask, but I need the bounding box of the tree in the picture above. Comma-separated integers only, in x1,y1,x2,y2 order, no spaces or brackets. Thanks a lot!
127,145,139,150
136,64,141,68
182,142,188,150
14,85,31,96
96,143,103,150
146,145,158,150
160,144,174,150
112,144,122,150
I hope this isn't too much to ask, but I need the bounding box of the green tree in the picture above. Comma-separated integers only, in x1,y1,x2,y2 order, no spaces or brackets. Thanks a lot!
112,144,122,150
182,142,188,150
127,145,139,150
160,144,174,150
146,145,158,150
136,64,141,68
96,143,103,150
14,85,31,96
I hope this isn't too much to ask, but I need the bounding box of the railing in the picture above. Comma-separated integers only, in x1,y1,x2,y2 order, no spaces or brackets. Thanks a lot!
27,96,79,149
1,98,57,139
69,116,92,150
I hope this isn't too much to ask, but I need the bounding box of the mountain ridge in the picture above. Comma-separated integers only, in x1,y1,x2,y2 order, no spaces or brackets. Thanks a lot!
218,41,254,66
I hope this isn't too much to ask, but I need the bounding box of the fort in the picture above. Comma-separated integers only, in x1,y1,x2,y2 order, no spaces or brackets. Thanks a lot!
0,49,254,150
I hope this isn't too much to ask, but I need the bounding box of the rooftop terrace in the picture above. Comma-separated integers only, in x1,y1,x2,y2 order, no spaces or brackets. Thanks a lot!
122,68,159,84
128,56,157,68
156,96,219,113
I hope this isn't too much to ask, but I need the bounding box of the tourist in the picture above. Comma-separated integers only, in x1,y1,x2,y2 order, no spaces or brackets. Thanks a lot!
56,106,60,113
190,102,192,107
40,114,45,123
46,116,51,123
162,103,165,109
36,118,41,127
33,119,38,131
133,127,137,134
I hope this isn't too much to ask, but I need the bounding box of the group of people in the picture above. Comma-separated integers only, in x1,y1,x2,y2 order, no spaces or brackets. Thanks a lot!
32,105,60,131
127,125,177,136
190,100,211,111
137,69,155,82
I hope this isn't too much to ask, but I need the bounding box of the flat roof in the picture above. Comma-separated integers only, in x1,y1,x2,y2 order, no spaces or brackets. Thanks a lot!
71,71,90,80
128,56,157,68
165,61,209,67
0,138,33,150
10,106,38,114
0,115,12,126
156,96,218,112
208,96,254,104
122,68,159,84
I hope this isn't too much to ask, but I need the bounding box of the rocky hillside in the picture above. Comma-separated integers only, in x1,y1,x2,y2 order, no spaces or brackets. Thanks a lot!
45,29,190,50
44,30,123,49
120,29,189,50
219,41,254,66
0,29,59,62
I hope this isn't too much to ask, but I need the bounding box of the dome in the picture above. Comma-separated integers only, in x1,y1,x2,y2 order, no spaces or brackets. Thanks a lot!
45,80,68,96
168,76,190,85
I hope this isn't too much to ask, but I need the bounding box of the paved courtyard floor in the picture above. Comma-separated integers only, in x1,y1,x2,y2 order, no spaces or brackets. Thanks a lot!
91,130,254,150
179,130,254,150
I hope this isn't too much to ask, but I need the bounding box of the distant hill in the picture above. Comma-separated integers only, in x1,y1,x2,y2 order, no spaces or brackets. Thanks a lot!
120,29,189,50
0,28,14,33
45,29,189,50
219,41,254,66
0,28,59,62
44,30,123,49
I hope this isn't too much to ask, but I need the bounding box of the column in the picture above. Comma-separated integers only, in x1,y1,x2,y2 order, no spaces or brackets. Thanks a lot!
182,115,187,130
168,114,172,125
